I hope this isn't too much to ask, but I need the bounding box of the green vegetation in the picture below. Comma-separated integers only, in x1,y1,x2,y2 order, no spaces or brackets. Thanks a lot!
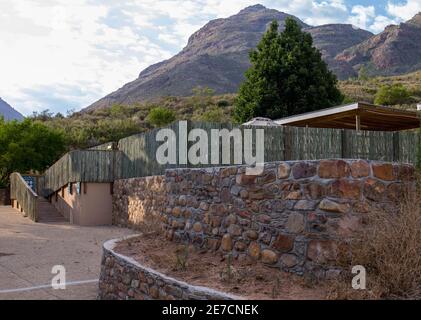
30,71,421,153
147,107,176,127
22,68,420,158
340,70,421,108
200,106,226,122
0,118,65,187
32,94,235,150
358,65,369,81
374,83,412,105
191,86,215,108
234,18,343,123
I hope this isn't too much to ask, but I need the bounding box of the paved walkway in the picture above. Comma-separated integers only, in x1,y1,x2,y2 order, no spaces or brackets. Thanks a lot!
0,206,134,300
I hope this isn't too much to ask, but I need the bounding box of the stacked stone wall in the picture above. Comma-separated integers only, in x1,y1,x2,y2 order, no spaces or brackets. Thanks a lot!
99,237,239,300
112,160,415,277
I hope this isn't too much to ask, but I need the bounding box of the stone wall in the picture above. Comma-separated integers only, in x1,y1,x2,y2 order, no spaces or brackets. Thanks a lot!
0,188,11,205
113,176,166,228
99,237,239,300
112,160,415,278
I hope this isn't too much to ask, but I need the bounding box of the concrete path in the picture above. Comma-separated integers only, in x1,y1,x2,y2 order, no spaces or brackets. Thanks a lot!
0,206,134,300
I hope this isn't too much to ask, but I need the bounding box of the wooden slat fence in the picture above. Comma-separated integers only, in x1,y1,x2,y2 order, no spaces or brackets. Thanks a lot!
31,121,420,197
41,150,122,196
10,172,38,221
116,121,420,179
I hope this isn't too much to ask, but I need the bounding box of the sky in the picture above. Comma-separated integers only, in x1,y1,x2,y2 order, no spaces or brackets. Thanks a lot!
0,0,420,116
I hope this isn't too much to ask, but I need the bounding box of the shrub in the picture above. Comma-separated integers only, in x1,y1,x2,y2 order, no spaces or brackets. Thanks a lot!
342,95,355,104
328,179,421,299
217,99,230,108
374,84,411,105
358,66,369,81
146,107,176,127
200,107,226,123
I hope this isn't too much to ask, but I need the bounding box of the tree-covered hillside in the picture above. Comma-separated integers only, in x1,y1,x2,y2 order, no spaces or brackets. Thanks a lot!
30,71,421,152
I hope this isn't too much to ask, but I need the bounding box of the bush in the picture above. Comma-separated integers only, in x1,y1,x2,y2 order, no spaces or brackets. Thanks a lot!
374,84,411,105
217,100,230,108
146,107,176,127
328,179,421,299
200,107,226,123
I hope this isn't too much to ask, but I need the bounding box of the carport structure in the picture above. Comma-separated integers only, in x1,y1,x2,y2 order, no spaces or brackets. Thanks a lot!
274,102,421,131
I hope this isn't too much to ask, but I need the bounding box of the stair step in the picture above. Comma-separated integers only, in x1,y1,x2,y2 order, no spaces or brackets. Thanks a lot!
36,197,68,223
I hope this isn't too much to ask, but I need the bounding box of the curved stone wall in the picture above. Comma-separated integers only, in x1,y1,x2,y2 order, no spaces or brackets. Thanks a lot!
98,236,240,300
112,160,415,278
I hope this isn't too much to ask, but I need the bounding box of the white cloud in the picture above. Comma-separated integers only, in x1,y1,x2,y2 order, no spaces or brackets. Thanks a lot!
369,15,398,33
387,0,421,21
0,1,413,115
286,0,349,26
0,0,171,115
348,5,376,30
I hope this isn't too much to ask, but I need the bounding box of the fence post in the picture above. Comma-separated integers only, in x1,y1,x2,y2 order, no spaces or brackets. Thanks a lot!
341,129,348,159
283,127,292,160
417,130,421,169
392,132,400,162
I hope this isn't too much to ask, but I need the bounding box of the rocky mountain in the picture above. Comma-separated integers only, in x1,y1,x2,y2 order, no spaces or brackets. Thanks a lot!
0,98,24,121
336,12,421,77
85,5,419,110
306,24,373,79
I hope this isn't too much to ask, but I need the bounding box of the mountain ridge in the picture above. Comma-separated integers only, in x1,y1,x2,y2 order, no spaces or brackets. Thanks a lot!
0,98,24,121
335,12,421,77
85,5,420,111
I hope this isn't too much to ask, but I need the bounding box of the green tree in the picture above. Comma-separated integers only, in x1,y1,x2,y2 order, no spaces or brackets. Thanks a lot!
374,84,411,105
358,65,369,81
146,107,176,127
0,118,65,187
30,109,54,121
234,18,343,123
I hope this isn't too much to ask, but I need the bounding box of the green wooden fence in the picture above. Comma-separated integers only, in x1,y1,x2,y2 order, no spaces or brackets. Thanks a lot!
41,150,122,196
113,121,420,179
34,121,420,197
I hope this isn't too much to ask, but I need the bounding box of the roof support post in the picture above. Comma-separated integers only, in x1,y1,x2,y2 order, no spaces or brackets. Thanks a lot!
355,115,361,131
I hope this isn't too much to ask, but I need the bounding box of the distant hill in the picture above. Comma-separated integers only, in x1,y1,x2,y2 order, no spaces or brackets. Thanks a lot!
336,12,421,78
85,5,420,111
0,98,24,121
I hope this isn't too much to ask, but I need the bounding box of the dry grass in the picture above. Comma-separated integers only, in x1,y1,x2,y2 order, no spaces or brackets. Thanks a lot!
328,177,421,299
116,234,327,299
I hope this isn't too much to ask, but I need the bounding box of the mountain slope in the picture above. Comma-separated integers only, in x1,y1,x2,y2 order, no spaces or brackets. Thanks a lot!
0,98,24,121
335,12,421,77
306,24,373,79
85,5,375,110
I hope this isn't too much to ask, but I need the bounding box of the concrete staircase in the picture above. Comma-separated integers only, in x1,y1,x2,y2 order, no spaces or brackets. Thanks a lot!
36,197,67,223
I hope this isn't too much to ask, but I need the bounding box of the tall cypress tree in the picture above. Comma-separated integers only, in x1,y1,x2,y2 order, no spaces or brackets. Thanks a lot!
234,18,343,123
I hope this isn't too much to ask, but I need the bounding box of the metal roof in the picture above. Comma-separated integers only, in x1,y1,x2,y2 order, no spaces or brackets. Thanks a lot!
242,117,282,127
274,102,420,131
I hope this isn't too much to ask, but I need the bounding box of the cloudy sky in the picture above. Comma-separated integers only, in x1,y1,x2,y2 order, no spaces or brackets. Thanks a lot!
1,0,420,115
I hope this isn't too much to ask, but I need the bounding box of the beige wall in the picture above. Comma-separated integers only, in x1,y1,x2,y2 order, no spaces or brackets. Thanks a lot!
51,183,113,226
